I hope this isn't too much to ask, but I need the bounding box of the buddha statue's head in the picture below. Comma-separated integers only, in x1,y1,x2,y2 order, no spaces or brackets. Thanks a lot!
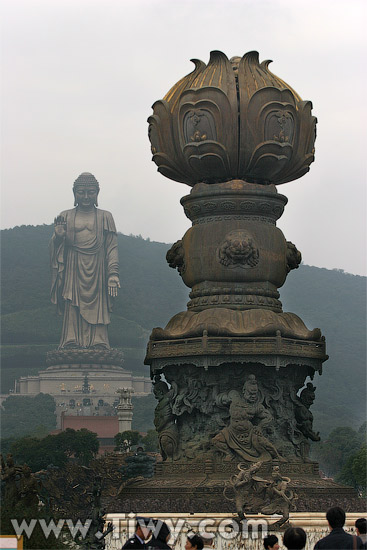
73,172,100,208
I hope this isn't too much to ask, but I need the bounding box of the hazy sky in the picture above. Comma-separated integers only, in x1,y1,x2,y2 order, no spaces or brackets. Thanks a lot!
1,0,366,276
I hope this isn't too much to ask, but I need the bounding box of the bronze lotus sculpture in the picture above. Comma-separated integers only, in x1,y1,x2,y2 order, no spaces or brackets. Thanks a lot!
148,50,316,186
120,50,340,516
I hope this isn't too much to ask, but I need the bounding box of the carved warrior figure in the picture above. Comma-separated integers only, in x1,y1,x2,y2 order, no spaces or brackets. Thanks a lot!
153,378,179,460
1,454,21,508
212,375,286,462
295,383,320,442
50,173,120,349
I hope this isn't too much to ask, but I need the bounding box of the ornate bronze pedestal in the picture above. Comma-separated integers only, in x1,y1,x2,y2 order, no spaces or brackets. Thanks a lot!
116,51,361,516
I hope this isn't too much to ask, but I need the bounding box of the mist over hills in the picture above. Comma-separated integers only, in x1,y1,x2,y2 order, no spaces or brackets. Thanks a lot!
1,224,365,436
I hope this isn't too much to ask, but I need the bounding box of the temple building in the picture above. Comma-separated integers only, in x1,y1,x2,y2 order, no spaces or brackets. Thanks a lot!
12,364,151,427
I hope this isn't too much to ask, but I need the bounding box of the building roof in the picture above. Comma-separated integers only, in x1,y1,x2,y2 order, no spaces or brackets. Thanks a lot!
61,414,119,438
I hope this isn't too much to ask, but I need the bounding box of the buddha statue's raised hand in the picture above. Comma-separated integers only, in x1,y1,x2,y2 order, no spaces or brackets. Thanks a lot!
54,215,66,239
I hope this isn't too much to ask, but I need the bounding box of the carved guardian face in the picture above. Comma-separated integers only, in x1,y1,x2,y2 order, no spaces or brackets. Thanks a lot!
302,392,315,407
242,375,259,402
227,239,253,261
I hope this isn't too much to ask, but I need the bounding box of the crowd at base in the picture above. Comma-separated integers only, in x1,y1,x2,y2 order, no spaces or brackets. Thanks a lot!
104,510,367,550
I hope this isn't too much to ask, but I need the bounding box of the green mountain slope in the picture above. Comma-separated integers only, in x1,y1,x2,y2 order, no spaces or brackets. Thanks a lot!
1,225,365,436
280,265,366,435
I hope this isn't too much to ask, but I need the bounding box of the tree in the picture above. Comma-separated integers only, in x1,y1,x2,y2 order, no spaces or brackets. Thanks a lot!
141,429,159,452
10,435,68,471
337,445,367,495
121,452,156,480
311,424,365,478
0,393,57,439
9,429,99,471
114,430,142,452
55,428,99,466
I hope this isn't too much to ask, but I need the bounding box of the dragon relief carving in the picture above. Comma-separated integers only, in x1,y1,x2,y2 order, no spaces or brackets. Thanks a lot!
224,462,297,526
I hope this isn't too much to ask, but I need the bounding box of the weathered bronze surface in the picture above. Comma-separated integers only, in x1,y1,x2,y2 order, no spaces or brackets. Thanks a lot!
145,51,325,470
118,50,358,513
148,51,316,186
114,459,365,514
223,462,297,527
145,178,326,464
148,364,323,463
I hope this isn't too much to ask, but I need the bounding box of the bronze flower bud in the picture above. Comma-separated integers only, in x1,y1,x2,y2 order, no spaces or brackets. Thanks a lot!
148,51,316,186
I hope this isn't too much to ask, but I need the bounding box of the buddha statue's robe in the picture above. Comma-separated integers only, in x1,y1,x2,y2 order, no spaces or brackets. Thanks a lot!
50,207,119,349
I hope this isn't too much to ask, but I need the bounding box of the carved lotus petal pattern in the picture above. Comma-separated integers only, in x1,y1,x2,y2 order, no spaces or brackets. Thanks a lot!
148,51,317,186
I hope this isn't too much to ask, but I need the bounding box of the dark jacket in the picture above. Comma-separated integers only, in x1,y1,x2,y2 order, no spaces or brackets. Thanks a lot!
122,535,146,549
148,521,172,550
314,528,364,549
148,539,171,550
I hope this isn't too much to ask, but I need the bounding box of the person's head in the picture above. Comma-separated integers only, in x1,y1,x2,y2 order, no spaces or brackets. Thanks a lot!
73,172,100,209
200,532,214,547
355,518,367,536
326,507,346,529
135,517,152,540
283,527,306,550
264,534,279,550
152,520,171,544
185,534,204,550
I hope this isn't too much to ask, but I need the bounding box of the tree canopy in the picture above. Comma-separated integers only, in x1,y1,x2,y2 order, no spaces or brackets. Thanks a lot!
0,393,57,439
8,428,99,471
311,423,366,482
336,445,367,495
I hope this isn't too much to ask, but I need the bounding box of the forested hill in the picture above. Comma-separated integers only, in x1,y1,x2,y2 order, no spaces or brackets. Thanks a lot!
1,224,366,436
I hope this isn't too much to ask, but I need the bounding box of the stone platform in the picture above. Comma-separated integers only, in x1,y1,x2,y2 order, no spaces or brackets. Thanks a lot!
46,347,124,367
146,333,327,373
113,461,364,514
15,348,151,427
